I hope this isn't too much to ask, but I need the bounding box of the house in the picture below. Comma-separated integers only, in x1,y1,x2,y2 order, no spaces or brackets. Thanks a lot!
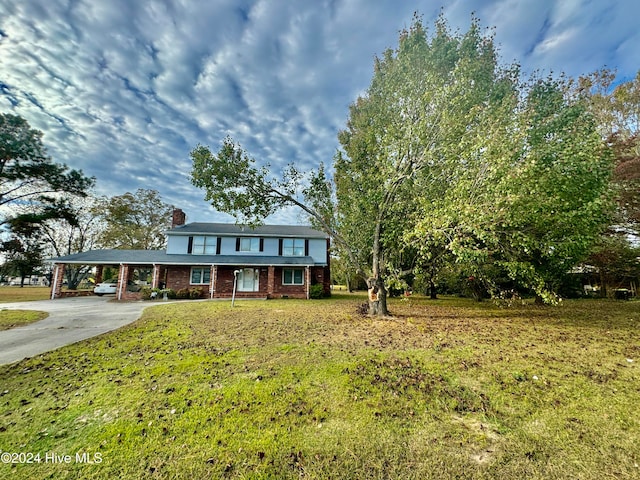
48,209,331,300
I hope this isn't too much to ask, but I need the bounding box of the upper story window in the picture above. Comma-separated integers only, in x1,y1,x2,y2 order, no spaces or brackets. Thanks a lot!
282,238,305,256
191,236,217,255
237,237,263,252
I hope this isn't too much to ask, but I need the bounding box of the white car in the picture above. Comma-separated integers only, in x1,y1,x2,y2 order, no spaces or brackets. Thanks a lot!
93,282,117,296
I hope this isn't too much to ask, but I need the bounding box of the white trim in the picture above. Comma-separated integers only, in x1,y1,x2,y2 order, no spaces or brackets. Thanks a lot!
50,264,60,299
117,264,126,300
238,268,260,292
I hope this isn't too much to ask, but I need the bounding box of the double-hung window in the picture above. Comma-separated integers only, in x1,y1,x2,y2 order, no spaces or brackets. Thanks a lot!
238,237,261,252
191,267,211,285
282,268,304,285
282,238,305,256
191,236,217,255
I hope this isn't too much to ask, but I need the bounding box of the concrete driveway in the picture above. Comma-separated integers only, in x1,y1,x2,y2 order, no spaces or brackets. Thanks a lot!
0,296,154,365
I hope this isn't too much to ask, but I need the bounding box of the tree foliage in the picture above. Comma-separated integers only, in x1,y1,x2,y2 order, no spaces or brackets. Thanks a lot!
97,189,173,250
336,15,523,310
0,113,94,228
575,69,640,237
1,235,44,287
190,14,616,310
38,194,105,289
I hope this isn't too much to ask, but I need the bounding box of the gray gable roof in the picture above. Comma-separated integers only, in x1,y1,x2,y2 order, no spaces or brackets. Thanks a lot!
48,249,322,267
168,223,329,238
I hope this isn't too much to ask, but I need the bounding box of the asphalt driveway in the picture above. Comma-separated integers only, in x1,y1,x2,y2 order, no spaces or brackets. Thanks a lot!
0,296,153,365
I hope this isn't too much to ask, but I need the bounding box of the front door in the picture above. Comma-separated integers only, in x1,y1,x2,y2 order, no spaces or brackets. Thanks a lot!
238,268,259,292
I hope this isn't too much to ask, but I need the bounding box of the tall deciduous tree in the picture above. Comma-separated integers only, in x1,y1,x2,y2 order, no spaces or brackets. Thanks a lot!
97,189,173,250
336,16,522,312
1,235,44,287
577,70,640,237
38,194,105,289
0,113,94,228
570,69,640,296
415,76,613,303
190,16,518,315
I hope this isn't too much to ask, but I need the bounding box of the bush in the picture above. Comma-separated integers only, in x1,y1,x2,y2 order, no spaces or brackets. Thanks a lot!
176,288,190,299
165,289,177,299
309,284,326,299
190,288,203,299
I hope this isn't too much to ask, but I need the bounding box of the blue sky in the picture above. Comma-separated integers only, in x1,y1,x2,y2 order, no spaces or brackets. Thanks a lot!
1,0,638,224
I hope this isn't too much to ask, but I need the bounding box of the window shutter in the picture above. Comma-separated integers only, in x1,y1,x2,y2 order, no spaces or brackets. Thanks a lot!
216,237,221,255
305,239,309,256
236,238,240,251
259,238,264,252
187,236,193,254
278,239,283,256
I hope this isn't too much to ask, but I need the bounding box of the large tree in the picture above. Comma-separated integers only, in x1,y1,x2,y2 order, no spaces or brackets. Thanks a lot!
334,16,524,312
572,70,640,235
97,189,173,250
190,16,519,315
38,194,105,289
0,113,94,228
1,235,44,287
413,76,613,303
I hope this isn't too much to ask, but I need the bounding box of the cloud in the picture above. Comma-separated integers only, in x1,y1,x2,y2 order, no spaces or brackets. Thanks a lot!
1,0,639,224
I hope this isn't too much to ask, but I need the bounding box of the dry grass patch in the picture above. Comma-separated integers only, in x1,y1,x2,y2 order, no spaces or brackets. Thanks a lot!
0,286,50,303
0,294,638,479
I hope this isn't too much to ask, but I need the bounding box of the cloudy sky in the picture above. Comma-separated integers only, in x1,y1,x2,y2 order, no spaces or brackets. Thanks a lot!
1,0,638,224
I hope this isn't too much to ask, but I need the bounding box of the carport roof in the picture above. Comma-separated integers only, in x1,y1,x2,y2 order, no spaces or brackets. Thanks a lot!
48,249,322,266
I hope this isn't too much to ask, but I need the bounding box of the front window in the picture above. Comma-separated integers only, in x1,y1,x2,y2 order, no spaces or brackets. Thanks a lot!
192,236,216,255
282,238,305,256
191,267,211,285
239,237,260,252
283,268,304,285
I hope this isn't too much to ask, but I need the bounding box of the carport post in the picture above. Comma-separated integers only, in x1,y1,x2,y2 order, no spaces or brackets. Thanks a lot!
50,264,60,299
117,263,128,301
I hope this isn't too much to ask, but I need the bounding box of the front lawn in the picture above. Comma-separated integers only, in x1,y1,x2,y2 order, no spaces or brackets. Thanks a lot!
0,310,49,331
0,286,50,303
0,295,638,479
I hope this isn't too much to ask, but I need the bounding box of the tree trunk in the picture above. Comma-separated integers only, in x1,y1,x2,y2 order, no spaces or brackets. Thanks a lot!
429,279,437,299
368,220,389,317
367,276,389,316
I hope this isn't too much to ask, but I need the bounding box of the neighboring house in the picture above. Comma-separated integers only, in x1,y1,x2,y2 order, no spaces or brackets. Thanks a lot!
48,209,331,300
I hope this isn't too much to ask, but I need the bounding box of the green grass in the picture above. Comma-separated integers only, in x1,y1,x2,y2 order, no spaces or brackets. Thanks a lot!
0,286,50,303
0,294,638,479
0,310,49,330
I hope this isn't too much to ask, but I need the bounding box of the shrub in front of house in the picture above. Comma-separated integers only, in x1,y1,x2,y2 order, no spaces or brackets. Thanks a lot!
165,289,177,299
309,284,329,299
176,288,191,299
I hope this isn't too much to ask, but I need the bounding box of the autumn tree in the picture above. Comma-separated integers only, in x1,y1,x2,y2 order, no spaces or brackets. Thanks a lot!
38,194,105,289
97,189,173,250
571,69,640,298
0,113,94,228
413,75,613,303
190,16,521,314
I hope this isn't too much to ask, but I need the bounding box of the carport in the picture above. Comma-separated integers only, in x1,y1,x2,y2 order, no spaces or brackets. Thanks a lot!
49,250,169,300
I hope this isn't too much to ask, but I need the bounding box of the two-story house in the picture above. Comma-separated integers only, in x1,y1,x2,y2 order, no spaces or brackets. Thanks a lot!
48,209,331,300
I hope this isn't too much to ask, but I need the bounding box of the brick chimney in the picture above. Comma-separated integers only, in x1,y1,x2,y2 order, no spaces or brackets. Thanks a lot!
171,208,186,228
